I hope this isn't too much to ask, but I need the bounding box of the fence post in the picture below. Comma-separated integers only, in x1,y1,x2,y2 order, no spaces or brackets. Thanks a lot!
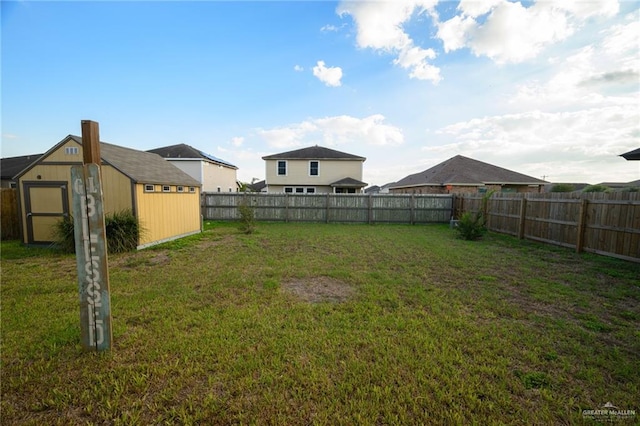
368,194,373,224
285,194,289,223
326,193,330,223
518,196,527,239
576,198,589,253
410,195,415,225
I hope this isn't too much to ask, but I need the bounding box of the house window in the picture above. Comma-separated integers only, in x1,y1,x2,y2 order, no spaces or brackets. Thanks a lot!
277,160,287,176
177,186,184,192
163,185,171,192
309,161,319,176
65,147,79,155
144,184,155,192
229,188,233,192
284,187,293,193
9,182,17,189
189,187,196,193
306,188,315,193
295,187,304,193
217,187,221,193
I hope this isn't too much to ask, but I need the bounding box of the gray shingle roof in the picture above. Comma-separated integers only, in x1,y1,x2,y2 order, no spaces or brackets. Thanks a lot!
148,143,237,169
391,155,546,189
16,135,200,187
1,153,43,180
262,145,366,161
621,148,640,161
331,177,367,187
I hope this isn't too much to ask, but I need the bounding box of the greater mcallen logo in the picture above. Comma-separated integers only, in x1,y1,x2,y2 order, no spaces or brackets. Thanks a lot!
582,402,636,422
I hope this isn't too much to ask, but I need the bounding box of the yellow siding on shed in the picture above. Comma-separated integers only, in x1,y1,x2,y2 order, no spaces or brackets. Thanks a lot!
45,140,83,162
134,184,201,247
18,162,133,243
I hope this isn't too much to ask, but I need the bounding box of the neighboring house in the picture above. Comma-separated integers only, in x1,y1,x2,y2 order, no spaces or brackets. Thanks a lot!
621,148,640,161
597,180,640,190
262,145,367,194
147,143,238,193
15,135,201,248
364,185,381,194
247,179,267,193
389,155,547,194
1,153,43,188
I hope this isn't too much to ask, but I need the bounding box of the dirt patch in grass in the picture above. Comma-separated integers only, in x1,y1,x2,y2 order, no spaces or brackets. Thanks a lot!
282,276,355,303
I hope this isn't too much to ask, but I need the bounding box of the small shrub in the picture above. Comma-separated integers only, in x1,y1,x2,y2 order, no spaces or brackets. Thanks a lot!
237,197,256,234
54,209,142,254
583,184,609,193
105,210,142,253
550,183,575,193
53,215,76,253
455,211,486,240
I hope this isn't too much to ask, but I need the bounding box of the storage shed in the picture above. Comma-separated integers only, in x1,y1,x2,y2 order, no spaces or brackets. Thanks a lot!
15,135,202,248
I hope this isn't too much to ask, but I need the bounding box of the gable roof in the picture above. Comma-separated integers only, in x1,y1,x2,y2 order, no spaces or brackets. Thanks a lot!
262,145,366,161
1,153,43,180
390,155,547,189
147,143,237,169
331,177,367,187
16,135,200,187
621,148,640,161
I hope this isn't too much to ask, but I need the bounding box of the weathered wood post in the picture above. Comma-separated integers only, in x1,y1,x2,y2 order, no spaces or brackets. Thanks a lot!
71,120,113,351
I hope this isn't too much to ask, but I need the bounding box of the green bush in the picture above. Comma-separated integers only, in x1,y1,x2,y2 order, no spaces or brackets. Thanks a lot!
54,209,142,254
582,184,609,193
550,183,575,192
455,211,486,241
237,197,256,234
105,210,142,253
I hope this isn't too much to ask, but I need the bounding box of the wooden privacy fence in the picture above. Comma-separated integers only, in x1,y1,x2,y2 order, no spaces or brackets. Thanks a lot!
202,193,453,224
456,192,640,262
1,188,20,240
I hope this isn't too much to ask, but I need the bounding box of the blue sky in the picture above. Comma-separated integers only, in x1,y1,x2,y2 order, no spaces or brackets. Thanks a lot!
2,0,639,186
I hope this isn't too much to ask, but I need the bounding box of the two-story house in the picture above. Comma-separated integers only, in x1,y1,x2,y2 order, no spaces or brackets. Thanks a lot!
148,144,238,193
262,145,367,194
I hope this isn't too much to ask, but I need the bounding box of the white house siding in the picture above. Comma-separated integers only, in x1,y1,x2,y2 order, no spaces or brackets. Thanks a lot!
166,159,237,193
265,159,363,191
167,160,203,187
202,161,237,193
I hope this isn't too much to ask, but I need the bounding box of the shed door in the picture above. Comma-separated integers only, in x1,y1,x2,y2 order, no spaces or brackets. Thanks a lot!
23,182,69,244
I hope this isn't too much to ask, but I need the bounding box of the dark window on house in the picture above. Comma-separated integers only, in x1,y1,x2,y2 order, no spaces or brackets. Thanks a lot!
295,187,304,193
144,184,155,192
284,187,293,193
309,161,319,176
9,182,17,189
277,160,287,176
189,187,196,193
163,185,171,192
177,186,184,192
306,188,315,193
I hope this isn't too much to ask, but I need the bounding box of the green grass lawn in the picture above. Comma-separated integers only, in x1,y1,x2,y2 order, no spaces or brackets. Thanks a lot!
2,222,639,425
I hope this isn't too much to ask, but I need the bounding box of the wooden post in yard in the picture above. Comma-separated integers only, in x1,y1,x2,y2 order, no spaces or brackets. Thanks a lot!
71,120,113,351
518,197,527,239
575,198,589,253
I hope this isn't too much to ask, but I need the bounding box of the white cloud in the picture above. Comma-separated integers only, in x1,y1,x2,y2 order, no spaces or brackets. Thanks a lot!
321,24,339,32
312,60,343,87
433,106,639,182
293,64,304,72
257,114,404,149
230,136,244,147
510,14,639,109
436,0,621,64
337,0,442,83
